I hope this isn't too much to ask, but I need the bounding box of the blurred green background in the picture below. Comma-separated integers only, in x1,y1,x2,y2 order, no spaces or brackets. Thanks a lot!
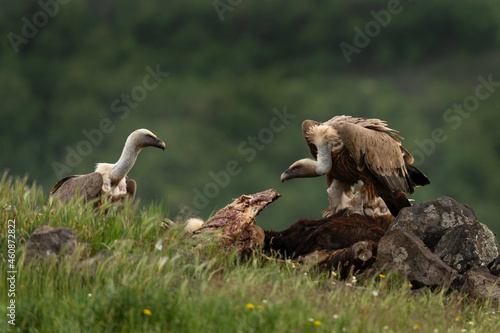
1,0,499,236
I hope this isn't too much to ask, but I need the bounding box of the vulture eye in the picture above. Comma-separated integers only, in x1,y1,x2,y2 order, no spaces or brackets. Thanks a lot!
146,134,154,140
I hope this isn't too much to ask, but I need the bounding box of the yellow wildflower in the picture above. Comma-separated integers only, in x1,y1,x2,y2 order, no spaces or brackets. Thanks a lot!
313,321,322,326
246,303,255,309
143,309,152,316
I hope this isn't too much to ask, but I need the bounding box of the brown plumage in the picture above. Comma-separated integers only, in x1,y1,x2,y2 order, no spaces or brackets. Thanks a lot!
281,116,429,217
50,173,137,206
50,129,165,206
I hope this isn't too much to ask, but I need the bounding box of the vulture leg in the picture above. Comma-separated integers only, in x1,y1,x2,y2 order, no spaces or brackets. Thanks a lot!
325,180,355,216
354,181,380,217
350,191,365,216
362,197,392,219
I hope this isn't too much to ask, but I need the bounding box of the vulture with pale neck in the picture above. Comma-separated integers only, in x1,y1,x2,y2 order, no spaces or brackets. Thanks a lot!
50,129,165,205
280,116,429,217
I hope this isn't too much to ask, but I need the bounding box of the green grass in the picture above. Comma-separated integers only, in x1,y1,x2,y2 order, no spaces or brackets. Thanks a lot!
1,171,499,332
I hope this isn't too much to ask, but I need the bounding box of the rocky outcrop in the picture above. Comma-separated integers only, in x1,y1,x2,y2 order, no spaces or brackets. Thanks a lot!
373,196,499,301
374,228,457,288
382,197,498,276
388,196,478,250
489,256,500,276
434,221,498,273
460,267,500,306
25,225,77,263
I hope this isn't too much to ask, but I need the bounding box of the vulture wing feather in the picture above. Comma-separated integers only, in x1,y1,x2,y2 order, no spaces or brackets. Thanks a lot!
50,175,77,195
50,172,103,203
338,123,412,193
302,120,321,158
126,179,137,202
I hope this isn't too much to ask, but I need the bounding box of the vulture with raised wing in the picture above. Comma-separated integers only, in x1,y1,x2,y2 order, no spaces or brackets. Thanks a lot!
280,116,429,217
50,129,165,206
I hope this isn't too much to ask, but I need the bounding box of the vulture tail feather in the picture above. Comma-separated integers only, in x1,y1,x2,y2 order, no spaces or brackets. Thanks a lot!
407,164,430,187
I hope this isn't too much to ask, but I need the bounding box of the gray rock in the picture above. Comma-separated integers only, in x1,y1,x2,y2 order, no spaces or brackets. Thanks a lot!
488,256,500,276
460,267,500,306
434,221,499,273
25,225,77,262
389,196,478,250
374,228,457,287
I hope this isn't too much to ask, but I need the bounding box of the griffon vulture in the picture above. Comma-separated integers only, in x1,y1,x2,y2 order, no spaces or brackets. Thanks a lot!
50,129,165,206
280,116,429,217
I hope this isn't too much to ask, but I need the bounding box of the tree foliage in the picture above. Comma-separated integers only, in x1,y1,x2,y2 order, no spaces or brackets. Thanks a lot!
1,0,499,235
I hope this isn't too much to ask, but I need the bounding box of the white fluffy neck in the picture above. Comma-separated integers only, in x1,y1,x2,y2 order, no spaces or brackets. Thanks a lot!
109,135,142,184
314,144,332,175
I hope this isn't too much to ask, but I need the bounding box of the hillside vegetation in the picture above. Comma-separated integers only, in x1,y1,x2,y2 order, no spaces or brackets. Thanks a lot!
1,1,500,235
1,173,500,332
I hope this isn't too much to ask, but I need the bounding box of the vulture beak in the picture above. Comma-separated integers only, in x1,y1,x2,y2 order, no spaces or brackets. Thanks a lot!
280,169,291,183
155,138,166,150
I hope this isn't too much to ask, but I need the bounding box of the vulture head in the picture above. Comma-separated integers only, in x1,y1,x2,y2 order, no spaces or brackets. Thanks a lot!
130,128,166,150
280,124,338,183
280,158,321,183
108,129,165,184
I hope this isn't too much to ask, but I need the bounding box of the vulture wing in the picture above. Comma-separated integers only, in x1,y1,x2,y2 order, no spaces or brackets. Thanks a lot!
406,164,430,187
400,146,430,187
304,116,401,160
302,119,321,158
126,179,137,202
338,122,412,194
324,116,404,139
400,146,414,164
50,172,103,203
50,175,77,195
